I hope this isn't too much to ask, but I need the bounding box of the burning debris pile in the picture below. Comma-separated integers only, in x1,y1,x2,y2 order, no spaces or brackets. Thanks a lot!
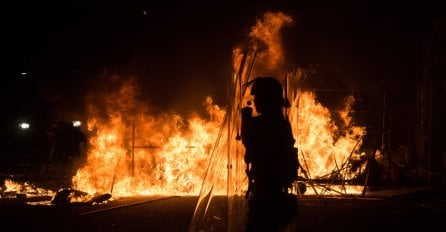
0,178,113,206
0,178,55,203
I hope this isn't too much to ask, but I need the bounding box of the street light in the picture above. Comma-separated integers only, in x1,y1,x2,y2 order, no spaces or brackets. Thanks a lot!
18,122,30,130
72,120,82,127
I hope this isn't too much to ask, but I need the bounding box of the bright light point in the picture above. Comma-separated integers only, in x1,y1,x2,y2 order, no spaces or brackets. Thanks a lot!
20,72,28,76
142,10,147,15
19,122,30,129
72,120,82,127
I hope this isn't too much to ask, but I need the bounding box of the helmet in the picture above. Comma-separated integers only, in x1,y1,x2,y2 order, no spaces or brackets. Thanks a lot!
250,77,286,108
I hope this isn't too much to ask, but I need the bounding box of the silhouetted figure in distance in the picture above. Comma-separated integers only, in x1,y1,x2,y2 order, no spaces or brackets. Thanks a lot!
242,77,298,231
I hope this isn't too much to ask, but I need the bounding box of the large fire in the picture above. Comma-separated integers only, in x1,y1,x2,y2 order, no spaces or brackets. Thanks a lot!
72,77,226,196
1,11,369,202
73,11,367,197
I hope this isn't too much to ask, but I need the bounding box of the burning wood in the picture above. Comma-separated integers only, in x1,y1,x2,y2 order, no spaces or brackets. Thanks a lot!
50,188,107,206
0,179,112,206
1,178,55,201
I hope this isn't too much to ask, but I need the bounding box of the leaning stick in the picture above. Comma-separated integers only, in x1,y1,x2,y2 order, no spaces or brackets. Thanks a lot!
300,150,319,196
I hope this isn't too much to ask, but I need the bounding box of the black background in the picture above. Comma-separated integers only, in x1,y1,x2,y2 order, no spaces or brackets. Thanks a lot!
0,0,442,155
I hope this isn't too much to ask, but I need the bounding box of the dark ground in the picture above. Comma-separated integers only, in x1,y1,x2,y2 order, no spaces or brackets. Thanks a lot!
1,157,445,232
1,186,445,232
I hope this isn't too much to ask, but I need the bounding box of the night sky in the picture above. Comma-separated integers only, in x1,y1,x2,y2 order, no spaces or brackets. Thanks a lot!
1,1,442,147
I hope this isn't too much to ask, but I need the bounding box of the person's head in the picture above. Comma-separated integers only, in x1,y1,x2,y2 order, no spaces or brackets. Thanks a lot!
250,77,286,113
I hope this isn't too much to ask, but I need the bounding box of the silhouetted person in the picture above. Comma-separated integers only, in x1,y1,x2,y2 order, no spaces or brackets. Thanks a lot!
241,77,298,232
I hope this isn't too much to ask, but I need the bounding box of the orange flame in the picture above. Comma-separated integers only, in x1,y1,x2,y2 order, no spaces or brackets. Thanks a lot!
249,12,292,70
72,76,226,196
232,11,293,77
290,92,366,180
1,179,54,200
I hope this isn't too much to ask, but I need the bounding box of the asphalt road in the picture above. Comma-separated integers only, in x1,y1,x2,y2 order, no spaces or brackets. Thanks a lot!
1,191,445,232
0,195,196,232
